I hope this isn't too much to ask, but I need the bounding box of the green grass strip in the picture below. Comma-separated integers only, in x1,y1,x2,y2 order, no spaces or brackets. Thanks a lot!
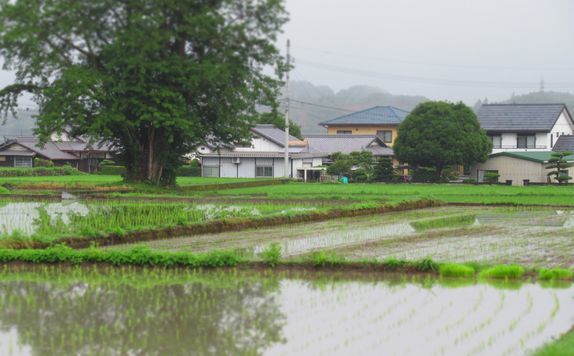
535,330,574,356
439,263,475,278
411,214,476,231
538,268,573,281
479,265,525,279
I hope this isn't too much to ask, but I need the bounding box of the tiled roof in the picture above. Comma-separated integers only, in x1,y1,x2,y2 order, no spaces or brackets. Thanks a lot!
319,106,409,126
489,151,574,163
305,135,394,156
251,124,299,147
477,104,569,132
0,137,78,160
553,135,574,153
200,151,326,159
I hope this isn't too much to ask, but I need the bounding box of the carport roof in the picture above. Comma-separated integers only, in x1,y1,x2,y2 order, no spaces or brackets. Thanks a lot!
489,151,574,163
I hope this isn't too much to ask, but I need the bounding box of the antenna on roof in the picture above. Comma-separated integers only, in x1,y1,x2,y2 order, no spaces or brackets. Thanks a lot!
540,77,545,92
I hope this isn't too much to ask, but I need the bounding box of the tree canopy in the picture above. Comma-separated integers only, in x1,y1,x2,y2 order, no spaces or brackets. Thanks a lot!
394,101,492,178
0,0,287,185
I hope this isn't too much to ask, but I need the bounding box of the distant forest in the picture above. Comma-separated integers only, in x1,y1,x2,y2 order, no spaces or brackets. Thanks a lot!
2,85,574,138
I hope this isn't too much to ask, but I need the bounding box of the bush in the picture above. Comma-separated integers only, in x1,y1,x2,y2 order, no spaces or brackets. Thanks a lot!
484,171,500,184
98,165,126,175
439,263,475,278
0,166,82,177
441,167,460,181
462,178,477,184
176,165,201,177
99,159,116,166
479,265,524,279
411,167,439,183
260,243,282,267
34,158,54,167
538,268,573,281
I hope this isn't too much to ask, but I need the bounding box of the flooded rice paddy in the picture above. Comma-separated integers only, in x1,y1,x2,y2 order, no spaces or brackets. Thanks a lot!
0,267,570,356
122,207,574,267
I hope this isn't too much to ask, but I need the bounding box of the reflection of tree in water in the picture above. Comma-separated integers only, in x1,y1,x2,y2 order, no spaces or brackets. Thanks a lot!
0,268,286,355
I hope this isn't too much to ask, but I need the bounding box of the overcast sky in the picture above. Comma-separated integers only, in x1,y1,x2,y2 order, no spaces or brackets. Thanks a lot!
1,0,573,107
280,0,574,103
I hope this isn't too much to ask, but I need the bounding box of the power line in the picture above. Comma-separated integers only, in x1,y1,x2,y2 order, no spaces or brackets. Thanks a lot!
280,98,355,113
292,44,574,72
295,59,574,89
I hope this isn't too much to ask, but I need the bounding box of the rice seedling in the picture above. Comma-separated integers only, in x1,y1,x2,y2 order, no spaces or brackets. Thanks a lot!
411,214,476,231
439,263,475,278
538,268,573,281
479,265,525,279
260,243,282,267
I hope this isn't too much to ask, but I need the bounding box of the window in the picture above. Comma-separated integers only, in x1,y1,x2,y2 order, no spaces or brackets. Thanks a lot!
517,135,536,149
255,166,273,177
490,135,502,149
202,166,220,177
336,130,352,135
13,157,32,168
376,130,393,143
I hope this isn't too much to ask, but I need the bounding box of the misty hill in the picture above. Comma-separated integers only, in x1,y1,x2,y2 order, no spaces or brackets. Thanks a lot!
498,91,574,114
288,81,429,134
0,110,37,138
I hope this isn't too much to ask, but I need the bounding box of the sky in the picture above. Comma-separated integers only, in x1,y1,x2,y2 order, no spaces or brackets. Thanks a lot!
1,0,574,107
279,0,574,104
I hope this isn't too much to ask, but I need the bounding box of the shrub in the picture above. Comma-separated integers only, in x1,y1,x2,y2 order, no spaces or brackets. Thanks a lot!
99,159,116,166
416,258,439,272
479,265,524,279
439,263,475,278
538,268,573,281
0,166,82,177
411,167,439,183
98,165,126,175
176,165,201,177
462,178,477,184
260,243,282,267
34,158,54,167
310,251,345,267
484,171,500,184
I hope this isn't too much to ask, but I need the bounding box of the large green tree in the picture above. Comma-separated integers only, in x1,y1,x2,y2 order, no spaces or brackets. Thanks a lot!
0,0,287,185
394,101,492,179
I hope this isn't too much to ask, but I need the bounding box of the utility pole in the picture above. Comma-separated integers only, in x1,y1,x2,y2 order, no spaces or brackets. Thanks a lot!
284,39,291,178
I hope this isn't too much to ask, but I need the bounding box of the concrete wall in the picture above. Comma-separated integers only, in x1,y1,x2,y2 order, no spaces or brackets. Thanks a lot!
326,125,398,146
471,156,547,185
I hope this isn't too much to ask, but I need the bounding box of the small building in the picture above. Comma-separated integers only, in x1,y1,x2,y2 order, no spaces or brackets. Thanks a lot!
199,124,326,180
471,151,574,186
477,104,574,153
319,106,409,146
0,136,112,172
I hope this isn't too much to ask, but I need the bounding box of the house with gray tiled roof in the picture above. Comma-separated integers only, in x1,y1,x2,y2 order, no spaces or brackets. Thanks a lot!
477,104,574,153
319,106,409,146
552,135,574,153
305,135,393,157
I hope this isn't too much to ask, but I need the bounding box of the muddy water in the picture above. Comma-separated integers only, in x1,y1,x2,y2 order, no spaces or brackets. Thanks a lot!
0,267,570,356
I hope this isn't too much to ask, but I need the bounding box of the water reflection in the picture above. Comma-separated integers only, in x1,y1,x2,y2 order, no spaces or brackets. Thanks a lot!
0,267,570,356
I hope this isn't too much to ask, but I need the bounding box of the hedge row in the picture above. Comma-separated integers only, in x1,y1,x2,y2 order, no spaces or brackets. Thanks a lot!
0,245,241,268
98,165,200,176
0,166,83,177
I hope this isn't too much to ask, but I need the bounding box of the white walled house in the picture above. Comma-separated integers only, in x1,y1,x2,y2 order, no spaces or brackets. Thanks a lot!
477,104,574,153
198,125,326,180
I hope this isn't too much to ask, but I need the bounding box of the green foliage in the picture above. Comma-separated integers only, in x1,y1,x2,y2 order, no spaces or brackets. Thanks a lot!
256,112,303,139
412,167,439,183
0,166,82,177
546,151,574,184
0,0,288,186
394,101,492,178
260,243,282,267
381,257,407,270
309,251,346,267
176,165,201,177
484,171,500,184
98,165,126,176
479,265,525,279
34,158,54,167
327,151,376,182
0,245,242,268
439,263,475,278
373,156,396,182
535,330,574,356
415,258,439,272
326,152,353,177
538,268,573,281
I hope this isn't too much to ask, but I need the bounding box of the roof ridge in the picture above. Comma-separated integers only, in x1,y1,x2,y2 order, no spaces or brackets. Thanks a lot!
483,103,565,106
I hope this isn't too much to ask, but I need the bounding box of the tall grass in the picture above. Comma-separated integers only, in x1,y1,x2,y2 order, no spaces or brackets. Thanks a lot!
439,263,476,278
538,268,573,281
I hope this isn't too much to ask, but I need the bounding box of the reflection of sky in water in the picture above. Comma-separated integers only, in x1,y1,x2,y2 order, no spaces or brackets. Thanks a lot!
0,202,89,235
476,210,574,227
254,223,415,256
268,281,574,356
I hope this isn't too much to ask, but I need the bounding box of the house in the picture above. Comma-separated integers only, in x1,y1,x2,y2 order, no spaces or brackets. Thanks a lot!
305,135,394,157
199,124,326,181
319,106,409,146
477,104,574,153
0,136,112,172
471,151,574,186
